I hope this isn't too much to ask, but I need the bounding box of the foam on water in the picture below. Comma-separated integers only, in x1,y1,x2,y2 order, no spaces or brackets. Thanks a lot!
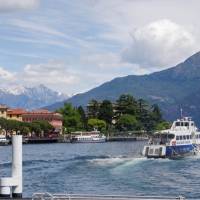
2,142,200,198
111,157,148,174
88,156,130,166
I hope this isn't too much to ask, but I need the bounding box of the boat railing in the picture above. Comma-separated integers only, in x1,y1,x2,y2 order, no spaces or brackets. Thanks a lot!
32,193,186,200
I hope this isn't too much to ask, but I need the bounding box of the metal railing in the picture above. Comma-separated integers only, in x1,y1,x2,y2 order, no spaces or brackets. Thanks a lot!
32,193,186,200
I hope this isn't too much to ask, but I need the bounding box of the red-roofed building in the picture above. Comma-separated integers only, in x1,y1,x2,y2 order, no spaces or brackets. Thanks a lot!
7,108,27,121
22,111,63,133
0,105,63,134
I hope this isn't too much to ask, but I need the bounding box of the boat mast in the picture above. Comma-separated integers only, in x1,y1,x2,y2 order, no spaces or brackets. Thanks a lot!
180,108,183,119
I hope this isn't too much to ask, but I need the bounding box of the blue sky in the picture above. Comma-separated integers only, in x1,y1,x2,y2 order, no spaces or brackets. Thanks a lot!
0,0,199,95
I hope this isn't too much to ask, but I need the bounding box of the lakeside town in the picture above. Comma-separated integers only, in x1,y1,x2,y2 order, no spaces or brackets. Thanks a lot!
0,94,170,144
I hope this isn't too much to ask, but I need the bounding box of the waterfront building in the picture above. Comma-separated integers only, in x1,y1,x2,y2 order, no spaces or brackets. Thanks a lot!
22,109,63,133
0,105,63,134
0,105,8,119
7,108,26,121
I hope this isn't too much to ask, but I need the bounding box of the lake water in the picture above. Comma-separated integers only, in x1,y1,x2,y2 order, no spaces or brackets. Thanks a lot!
1,141,200,198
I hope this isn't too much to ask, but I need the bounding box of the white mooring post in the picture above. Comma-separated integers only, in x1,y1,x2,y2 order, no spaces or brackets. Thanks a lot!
0,135,22,198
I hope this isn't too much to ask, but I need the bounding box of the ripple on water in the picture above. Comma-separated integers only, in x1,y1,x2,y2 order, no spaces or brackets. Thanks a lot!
1,142,200,198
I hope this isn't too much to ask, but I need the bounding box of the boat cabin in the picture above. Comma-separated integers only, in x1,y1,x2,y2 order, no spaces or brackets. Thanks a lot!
149,133,174,145
171,117,197,131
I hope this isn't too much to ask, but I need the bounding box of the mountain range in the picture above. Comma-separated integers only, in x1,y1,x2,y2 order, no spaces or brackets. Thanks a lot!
46,51,200,125
0,84,68,110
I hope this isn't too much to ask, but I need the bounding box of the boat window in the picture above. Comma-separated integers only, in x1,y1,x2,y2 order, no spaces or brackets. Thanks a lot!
181,122,184,126
180,136,183,140
190,135,192,139
185,122,189,126
187,135,190,140
191,123,194,126
176,122,180,126
176,136,179,140
183,135,186,140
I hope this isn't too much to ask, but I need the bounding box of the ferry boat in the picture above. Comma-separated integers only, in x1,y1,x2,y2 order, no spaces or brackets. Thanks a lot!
0,135,10,145
142,117,200,159
70,131,106,143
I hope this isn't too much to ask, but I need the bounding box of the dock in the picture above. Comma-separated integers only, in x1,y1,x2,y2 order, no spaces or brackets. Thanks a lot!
107,136,148,142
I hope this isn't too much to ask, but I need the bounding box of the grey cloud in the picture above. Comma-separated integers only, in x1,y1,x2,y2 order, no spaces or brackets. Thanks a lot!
0,0,39,12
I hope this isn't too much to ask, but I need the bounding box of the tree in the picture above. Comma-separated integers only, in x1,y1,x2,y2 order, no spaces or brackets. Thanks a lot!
32,120,54,135
0,117,9,135
6,120,21,134
29,122,42,136
77,106,87,129
115,94,138,118
87,99,99,118
116,114,139,131
88,118,106,131
98,100,113,127
151,104,162,123
19,126,30,136
58,103,82,132
155,121,171,131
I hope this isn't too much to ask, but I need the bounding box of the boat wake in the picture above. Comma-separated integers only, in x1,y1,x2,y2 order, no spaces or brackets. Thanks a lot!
88,155,147,168
88,156,130,166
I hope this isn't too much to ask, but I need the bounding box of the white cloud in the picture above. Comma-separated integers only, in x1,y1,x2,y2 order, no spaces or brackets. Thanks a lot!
10,19,67,38
122,19,198,69
80,52,148,75
21,61,79,90
0,67,15,80
1,0,200,95
0,0,39,12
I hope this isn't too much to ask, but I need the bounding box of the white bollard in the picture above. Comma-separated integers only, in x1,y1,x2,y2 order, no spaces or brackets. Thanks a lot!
12,135,22,198
0,135,23,198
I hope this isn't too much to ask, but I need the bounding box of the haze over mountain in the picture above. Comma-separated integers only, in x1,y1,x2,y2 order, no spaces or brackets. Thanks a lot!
0,84,68,110
46,51,200,125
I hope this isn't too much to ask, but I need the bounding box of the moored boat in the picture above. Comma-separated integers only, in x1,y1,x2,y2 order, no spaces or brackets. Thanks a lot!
142,117,200,159
70,131,106,143
0,135,10,146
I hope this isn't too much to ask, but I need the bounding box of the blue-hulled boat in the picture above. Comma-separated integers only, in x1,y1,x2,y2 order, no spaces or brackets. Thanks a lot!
142,117,200,158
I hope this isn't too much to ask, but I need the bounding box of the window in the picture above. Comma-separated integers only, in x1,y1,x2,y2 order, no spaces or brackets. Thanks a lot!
176,122,180,126
187,135,190,140
176,136,180,140
180,136,183,140
181,122,184,126
183,135,186,140
185,122,189,126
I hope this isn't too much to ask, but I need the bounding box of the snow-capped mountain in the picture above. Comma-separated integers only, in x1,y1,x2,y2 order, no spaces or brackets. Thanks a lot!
0,84,68,110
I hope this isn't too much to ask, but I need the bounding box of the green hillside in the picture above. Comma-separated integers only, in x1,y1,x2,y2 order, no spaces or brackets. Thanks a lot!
46,52,200,125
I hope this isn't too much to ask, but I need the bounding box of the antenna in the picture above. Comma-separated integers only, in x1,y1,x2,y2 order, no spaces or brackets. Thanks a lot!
180,108,183,119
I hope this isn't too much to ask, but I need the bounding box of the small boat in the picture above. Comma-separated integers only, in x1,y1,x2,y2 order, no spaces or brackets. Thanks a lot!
70,131,106,143
142,117,200,159
0,135,10,146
